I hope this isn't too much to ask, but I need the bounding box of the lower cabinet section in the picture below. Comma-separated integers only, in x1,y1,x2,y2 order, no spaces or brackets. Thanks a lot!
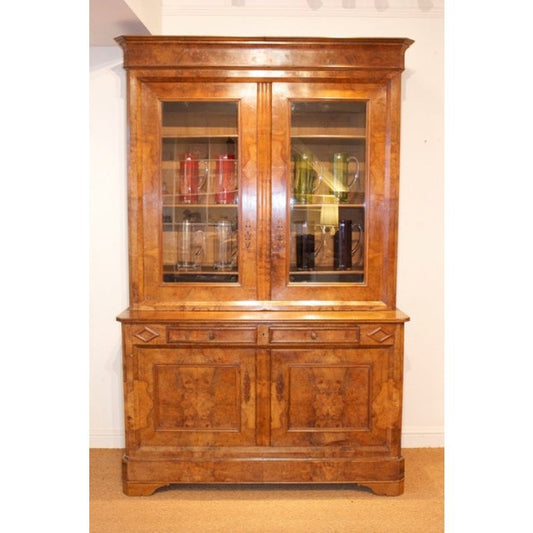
118,311,407,496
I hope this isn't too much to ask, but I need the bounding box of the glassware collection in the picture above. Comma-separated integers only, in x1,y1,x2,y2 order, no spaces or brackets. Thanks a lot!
161,99,367,282
290,150,364,275
171,152,238,205
162,150,239,277
292,151,360,205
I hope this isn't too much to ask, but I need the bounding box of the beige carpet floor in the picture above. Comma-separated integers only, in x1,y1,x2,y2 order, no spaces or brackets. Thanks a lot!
90,448,443,533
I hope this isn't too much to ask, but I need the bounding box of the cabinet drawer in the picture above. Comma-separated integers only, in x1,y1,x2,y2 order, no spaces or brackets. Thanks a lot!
269,327,360,344
167,326,257,344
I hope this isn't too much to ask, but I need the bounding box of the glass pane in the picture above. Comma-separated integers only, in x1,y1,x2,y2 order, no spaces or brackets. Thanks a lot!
161,101,239,283
289,101,366,284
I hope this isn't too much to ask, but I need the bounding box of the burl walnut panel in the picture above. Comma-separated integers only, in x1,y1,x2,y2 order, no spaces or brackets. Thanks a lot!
271,346,400,449
132,345,256,448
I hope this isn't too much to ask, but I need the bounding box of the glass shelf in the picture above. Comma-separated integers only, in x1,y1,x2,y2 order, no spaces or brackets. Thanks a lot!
291,198,365,208
163,199,239,208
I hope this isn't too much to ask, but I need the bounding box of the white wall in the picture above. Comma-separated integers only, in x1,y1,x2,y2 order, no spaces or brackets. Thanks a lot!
90,6,444,447
125,0,162,34
90,47,129,446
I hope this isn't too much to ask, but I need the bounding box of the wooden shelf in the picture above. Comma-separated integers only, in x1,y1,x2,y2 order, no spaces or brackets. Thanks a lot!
162,128,238,138
291,201,365,208
162,266,239,284
290,267,364,275
163,265,238,274
291,131,366,139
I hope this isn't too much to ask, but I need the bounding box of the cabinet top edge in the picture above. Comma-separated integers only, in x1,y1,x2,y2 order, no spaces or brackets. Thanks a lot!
116,308,410,323
115,35,414,46
115,35,413,73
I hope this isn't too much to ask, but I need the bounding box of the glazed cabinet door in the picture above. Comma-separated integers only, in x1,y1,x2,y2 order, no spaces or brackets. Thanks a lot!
130,80,259,307
126,343,256,450
270,81,401,307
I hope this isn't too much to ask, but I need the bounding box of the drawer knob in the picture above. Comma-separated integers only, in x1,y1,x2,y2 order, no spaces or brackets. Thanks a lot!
311,331,317,340
208,331,215,340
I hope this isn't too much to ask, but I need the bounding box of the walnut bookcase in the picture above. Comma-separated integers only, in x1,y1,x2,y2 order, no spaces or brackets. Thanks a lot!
116,36,413,496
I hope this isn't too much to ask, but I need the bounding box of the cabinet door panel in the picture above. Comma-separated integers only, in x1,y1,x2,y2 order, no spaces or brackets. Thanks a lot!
271,82,399,307
131,81,259,307
271,347,400,450
131,346,256,448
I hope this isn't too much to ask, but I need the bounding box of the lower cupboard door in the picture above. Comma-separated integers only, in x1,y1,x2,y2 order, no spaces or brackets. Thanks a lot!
270,348,401,450
130,346,256,448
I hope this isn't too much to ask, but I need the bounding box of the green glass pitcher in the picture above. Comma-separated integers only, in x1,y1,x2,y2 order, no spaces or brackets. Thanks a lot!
293,153,321,204
330,152,359,203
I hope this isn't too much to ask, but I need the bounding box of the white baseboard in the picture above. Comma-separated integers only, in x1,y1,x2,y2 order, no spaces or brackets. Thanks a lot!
402,426,444,448
90,426,444,449
90,429,124,449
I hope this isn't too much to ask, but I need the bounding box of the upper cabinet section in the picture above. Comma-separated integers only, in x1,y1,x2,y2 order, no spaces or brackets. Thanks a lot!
116,36,413,311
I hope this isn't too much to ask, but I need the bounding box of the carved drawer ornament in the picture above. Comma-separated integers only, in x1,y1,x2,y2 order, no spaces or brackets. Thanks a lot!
133,327,160,343
367,327,393,343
